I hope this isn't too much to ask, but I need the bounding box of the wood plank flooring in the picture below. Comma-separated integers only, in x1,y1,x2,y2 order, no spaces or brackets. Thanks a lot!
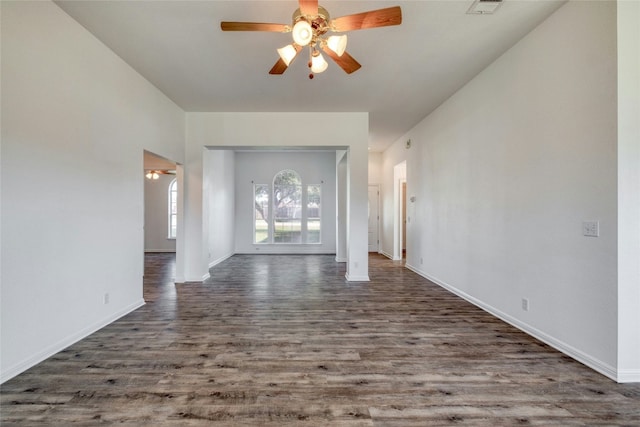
2,253,639,426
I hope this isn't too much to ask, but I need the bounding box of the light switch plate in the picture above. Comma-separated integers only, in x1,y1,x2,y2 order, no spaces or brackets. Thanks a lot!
582,221,599,237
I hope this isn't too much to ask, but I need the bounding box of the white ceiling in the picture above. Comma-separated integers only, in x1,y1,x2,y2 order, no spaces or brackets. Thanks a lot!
55,0,565,152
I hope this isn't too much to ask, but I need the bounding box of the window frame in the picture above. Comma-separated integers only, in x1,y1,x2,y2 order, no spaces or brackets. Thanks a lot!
306,184,322,244
253,183,270,244
273,170,303,244
252,170,322,245
168,178,177,239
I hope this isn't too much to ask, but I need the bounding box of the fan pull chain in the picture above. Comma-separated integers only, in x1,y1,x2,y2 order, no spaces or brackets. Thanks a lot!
308,47,314,79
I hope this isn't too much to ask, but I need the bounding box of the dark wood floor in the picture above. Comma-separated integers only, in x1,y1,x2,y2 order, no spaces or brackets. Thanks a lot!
2,253,639,426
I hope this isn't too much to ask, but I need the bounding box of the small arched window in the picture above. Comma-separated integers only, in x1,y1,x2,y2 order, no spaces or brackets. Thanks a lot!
168,178,177,239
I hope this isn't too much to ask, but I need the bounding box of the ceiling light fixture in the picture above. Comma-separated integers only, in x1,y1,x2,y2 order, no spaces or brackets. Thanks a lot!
277,44,299,66
310,50,328,74
288,6,340,78
145,170,176,180
292,20,313,46
326,34,347,57
221,2,402,78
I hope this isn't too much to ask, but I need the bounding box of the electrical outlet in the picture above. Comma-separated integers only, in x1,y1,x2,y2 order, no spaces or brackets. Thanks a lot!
103,293,110,305
582,221,599,237
521,298,529,312
420,257,423,265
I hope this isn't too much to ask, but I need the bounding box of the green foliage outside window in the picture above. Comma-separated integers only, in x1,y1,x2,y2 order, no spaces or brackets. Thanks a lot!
253,170,321,244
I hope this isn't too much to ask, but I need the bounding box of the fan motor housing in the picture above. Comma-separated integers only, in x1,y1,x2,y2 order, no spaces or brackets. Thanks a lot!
293,6,330,36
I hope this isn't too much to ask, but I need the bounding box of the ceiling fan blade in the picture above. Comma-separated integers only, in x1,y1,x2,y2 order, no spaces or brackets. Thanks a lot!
331,6,402,32
321,46,362,74
269,59,289,75
269,44,303,75
221,22,289,32
299,0,318,16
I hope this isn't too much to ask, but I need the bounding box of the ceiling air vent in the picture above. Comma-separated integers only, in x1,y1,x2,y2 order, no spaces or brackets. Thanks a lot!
467,0,503,15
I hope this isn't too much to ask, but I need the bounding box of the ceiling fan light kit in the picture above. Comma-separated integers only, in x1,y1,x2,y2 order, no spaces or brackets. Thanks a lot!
310,51,329,74
292,20,313,46
145,170,176,180
221,0,402,79
277,44,298,66
327,34,348,57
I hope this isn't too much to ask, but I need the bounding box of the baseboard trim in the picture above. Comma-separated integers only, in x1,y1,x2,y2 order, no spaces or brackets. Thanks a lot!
1,299,145,384
209,253,233,269
236,250,337,255
345,273,370,282
380,250,394,260
617,369,640,383
144,250,176,253
202,253,235,281
405,263,620,383
335,257,347,263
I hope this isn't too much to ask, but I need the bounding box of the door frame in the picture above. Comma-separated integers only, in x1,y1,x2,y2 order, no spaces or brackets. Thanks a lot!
368,184,380,253
393,161,406,261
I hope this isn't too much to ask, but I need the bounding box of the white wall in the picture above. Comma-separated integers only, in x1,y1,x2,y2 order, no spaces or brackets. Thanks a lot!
617,0,640,383
144,174,177,252
234,151,336,254
1,1,185,382
383,1,628,380
183,112,369,282
336,151,348,262
204,149,235,270
368,152,382,185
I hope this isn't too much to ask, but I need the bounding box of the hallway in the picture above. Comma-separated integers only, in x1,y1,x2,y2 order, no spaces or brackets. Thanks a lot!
2,253,639,425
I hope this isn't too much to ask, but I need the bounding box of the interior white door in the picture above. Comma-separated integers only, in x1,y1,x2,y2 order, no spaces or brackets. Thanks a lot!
368,185,379,252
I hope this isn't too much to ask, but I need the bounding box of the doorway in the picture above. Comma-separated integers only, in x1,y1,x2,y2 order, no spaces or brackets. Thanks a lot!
143,150,180,292
393,161,406,261
401,180,407,259
368,185,380,252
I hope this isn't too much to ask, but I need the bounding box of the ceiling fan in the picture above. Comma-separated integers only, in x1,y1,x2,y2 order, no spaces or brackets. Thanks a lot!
145,170,176,180
221,0,402,79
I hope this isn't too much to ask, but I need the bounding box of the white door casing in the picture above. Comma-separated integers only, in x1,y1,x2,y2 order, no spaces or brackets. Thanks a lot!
368,185,380,252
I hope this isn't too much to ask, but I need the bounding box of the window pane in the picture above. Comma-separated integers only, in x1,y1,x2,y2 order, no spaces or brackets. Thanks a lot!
307,184,321,243
273,170,302,243
254,184,269,244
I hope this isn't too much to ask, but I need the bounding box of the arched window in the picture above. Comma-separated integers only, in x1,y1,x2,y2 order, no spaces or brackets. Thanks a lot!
168,178,177,239
253,170,321,244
